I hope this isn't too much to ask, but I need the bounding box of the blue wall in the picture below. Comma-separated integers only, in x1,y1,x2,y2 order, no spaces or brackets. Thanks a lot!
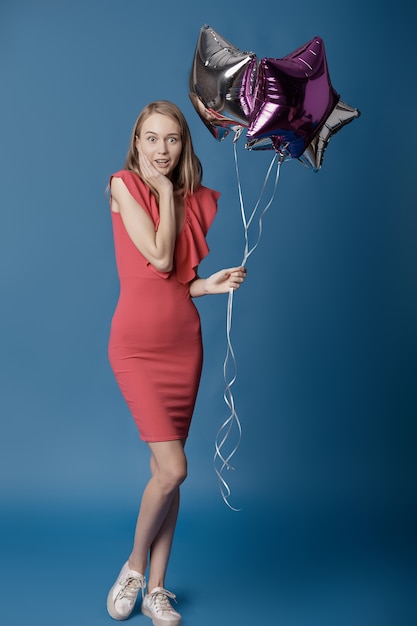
0,0,415,524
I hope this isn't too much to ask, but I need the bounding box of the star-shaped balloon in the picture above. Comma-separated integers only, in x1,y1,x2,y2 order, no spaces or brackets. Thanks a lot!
298,99,361,170
247,36,339,158
189,24,258,141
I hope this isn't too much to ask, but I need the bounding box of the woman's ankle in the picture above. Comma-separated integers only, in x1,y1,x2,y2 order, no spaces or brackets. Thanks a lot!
128,556,147,575
147,578,164,593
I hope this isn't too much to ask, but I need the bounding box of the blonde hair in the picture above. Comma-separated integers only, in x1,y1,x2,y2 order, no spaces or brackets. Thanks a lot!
124,100,202,196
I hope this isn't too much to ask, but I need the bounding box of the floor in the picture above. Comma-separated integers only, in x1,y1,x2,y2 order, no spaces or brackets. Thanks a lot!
1,497,416,626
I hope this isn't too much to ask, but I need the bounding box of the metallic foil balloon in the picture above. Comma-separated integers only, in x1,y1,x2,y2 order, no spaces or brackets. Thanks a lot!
247,36,339,158
189,24,258,141
298,99,361,171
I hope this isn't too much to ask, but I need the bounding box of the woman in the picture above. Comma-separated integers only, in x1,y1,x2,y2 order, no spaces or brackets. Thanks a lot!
106,101,246,625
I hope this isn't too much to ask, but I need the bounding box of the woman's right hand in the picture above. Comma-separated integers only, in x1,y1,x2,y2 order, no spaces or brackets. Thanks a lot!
139,151,173,195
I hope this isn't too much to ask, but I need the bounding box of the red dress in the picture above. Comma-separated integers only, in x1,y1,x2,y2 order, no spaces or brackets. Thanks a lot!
108,170,219,442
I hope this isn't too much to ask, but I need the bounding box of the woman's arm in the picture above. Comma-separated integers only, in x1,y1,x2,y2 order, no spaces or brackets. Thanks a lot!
111,154,176,272
190,266,247,298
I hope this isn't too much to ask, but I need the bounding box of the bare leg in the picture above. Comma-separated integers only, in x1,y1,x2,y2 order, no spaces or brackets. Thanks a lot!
128,440,186,584
148,485,180,589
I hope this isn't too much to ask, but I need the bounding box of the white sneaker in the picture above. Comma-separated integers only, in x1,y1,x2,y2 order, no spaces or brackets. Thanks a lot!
141,587,181,626
107,561,146,621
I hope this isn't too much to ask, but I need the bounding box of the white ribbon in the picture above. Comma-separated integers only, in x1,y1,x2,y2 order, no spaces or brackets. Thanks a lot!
214,144,283,510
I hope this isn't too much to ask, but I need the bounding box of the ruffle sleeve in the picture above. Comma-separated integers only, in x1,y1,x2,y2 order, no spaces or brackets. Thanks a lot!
110,170,219,284
175,186,220,284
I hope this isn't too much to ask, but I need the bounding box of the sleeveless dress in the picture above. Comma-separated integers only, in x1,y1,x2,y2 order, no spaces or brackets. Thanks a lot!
108,170,219,442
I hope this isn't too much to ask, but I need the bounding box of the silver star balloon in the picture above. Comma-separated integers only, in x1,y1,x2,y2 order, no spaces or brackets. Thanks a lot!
189,24,258,140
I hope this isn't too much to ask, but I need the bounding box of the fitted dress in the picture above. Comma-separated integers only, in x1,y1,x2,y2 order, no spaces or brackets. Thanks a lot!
108,169,219,442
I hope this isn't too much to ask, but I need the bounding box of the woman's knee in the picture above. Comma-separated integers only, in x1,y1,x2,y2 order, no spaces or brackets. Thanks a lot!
156,461,187,493
149,446,187,492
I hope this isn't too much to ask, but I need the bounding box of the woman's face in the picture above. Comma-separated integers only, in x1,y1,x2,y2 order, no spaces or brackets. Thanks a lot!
136,113,182,179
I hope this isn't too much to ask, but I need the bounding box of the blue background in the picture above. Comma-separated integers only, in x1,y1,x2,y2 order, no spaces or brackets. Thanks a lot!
0,1,416,624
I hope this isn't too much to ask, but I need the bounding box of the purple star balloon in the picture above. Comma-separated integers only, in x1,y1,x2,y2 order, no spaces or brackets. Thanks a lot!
247,37,339,158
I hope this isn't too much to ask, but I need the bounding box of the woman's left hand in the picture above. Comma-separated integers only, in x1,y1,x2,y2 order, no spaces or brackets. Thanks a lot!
205,266,247,294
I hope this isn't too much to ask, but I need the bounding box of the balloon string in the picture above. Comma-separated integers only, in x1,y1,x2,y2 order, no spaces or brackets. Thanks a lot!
214,147,283,510
234,144,280,266
214,287,242,512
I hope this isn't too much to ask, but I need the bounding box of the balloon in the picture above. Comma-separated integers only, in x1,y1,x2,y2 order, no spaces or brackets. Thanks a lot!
189,24,258,141
247,36,339,158
298,99,361,171
245,135,295,165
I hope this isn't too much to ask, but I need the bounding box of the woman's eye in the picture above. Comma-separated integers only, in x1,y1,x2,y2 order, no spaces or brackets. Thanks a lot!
148,136,156,142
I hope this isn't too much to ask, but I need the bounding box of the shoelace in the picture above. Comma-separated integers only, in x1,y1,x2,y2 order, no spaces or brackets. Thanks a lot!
148,589,177,614
119,575,145,600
